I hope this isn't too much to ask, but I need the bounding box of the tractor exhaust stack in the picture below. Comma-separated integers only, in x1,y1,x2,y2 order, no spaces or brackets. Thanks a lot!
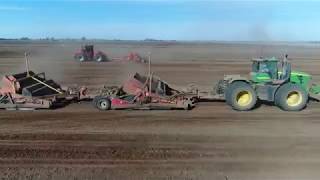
25,52,30,76
148,52,152,96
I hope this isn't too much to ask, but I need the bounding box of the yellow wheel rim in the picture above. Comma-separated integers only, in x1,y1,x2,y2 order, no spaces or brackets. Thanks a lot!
236,91,252,107
286,91,302,107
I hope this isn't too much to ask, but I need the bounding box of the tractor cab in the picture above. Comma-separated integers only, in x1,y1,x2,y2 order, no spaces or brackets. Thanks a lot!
82,45,95,60
250,57,281,83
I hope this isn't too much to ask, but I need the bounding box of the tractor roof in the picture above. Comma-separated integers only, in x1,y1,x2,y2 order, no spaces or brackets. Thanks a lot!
252,57,279,62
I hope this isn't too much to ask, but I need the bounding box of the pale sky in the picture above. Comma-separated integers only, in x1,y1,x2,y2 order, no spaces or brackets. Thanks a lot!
0,0,319,41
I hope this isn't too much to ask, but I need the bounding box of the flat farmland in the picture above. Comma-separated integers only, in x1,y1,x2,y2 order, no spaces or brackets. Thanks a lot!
1,41,320,180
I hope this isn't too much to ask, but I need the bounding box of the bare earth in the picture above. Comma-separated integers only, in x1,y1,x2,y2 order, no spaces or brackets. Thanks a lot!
1,41,320,180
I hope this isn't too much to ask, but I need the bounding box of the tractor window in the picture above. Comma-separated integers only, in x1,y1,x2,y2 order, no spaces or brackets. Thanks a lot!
267,61,278,79
258,62,269,73
85,45,94,52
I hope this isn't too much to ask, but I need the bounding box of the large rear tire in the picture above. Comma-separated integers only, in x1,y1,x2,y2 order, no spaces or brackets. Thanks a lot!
225,81,257,111
95,55,104,62
95,53,107,62
275,83,307,111
75,55,86,62
96,97,111,111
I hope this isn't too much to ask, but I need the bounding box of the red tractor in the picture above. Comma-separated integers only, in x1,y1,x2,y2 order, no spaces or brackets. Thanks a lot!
74,45,107,62
74,44,148,63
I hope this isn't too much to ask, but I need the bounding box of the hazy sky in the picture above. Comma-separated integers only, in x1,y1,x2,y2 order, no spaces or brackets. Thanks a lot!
0,0,319,41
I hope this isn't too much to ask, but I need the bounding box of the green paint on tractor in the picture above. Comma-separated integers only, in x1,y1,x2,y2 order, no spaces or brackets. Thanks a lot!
219,56,320,111
289,71,312,91
250,57,312,92
310,84,320,94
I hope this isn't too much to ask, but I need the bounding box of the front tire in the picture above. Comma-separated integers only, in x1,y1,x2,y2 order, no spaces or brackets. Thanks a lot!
75,55,86,62
275,83,307,111
183,100,193,110
95,53,107,62
96,97,111,111
225,81,257,111
95,55,104,62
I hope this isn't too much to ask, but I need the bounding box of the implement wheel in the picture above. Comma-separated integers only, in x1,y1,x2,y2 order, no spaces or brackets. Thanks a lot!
225,81,257,111
96,97,111,111
92,96,103,107
275,83,307,111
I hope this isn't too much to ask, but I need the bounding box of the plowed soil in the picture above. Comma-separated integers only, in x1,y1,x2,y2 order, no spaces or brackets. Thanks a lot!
1,41,320,180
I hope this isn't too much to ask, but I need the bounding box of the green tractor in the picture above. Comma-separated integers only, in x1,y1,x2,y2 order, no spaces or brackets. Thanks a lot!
214,56,320,111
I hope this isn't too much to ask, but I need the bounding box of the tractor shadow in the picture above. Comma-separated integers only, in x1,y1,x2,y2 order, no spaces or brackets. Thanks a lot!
50,99,92,110
255,100,274,109
254,100,308,111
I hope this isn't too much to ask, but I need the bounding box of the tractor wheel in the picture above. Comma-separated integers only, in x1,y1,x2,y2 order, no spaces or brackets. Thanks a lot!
95,55,104,62
76,55,86,62
225,81,257,111
275,83,307,111
96,56,102,62
92,96,103,108
183,100,193,110
95,53,107,62
96,97,111,111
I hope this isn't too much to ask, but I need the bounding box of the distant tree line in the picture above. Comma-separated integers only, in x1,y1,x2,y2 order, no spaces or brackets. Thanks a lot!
0,37,179,42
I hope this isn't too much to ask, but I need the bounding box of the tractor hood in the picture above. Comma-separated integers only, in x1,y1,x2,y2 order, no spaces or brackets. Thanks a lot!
291,71,311,77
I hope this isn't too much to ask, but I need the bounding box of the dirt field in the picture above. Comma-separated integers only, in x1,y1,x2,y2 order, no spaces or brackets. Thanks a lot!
1,41,320,180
